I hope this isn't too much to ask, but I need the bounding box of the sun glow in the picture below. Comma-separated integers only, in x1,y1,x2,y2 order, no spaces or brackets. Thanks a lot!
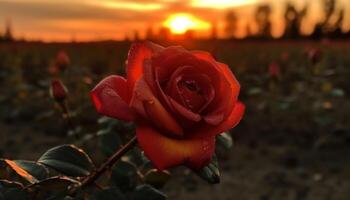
163,13,210,34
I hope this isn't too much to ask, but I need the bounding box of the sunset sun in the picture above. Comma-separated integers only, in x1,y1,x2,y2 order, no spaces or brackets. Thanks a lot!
164,14,210,34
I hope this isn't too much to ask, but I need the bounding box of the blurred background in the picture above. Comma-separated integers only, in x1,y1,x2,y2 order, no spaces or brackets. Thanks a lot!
0,0,350,199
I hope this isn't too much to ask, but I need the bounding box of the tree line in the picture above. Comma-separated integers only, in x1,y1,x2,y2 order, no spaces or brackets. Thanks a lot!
224,0,349,40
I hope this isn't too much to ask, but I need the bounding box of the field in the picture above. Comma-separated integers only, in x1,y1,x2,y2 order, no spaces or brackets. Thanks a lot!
0,40,350,200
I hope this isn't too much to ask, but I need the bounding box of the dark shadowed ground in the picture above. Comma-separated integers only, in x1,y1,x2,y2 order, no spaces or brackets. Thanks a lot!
0,40,349,200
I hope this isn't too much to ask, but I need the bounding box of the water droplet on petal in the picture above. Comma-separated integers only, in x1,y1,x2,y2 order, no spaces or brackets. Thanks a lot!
105,88,118,97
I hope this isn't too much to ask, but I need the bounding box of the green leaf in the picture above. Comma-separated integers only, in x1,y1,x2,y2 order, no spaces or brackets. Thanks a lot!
144,169,171,189
93,187,127,200
27,176,79,199
110,161,138,192
195,155,220,184
38,145,95,177
98,129,122,157
216,132,233,150
132,184,167,200
0,159,38,184
0,179,24,190
98,116,118,127
0,180,27,200
27,176,78,192
216,132,233,158
124,147,144,166
13,160,49,181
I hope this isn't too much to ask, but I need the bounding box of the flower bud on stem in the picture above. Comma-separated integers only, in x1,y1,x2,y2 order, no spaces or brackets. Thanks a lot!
50,79,79,139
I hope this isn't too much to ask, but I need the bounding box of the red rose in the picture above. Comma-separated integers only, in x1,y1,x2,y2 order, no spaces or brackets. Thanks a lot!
90,42,245,170
50,79,68,102
268,62,281,79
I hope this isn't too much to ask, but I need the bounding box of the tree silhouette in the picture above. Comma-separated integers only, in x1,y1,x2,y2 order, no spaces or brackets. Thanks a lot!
146,25,155,41
133,30,140,41
254,5,272,38
323,0,336,26
245,23,252,39
210,21,218,40
310,0,347,39
224,10,238,39
2,19,14,42
330,9,345,38
158,27,171,41
283,2,308,39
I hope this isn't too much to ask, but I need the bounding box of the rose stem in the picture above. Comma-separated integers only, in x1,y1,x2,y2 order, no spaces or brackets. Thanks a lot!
80,136,137,188
59,101,79,139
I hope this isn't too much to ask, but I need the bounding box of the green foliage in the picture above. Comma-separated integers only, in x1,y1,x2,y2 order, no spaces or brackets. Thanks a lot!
0,159,39,184
0,180,27,200
98,128,122,157
110,161,139,192
13,160,49,181
216,132,234,158
38,145,95,177
132,184,167,200
195,155,220,184
28,176,78,191
0,114,236,199
97,117,135,157
0,145,91,199
27,176,79,198
93,188,126,200
144,169,171,189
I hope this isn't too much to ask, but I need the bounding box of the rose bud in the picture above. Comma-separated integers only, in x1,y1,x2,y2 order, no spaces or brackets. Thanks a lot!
90,42,245,170
50,79,68,102
268,62,281,79
55,50,70,72
307,48,322,65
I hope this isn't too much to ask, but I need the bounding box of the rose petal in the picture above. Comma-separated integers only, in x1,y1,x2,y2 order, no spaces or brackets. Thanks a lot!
202,62,240,125
164,66,215,113
136,125,215,170
203,113,225,125
153,50,221,86
168,97,201,122
190,102,245,138
203,62,240,125
217,62,240,101
130,77,184,137
191,51,216,63
90,75,134,121
143,58,157,93
127,42,164,99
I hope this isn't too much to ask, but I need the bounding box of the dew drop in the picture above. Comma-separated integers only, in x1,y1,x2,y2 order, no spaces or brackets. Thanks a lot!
202,141,210,151
105,88,118,97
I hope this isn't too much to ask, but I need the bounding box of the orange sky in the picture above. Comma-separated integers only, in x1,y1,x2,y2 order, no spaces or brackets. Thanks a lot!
0,0,349,41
